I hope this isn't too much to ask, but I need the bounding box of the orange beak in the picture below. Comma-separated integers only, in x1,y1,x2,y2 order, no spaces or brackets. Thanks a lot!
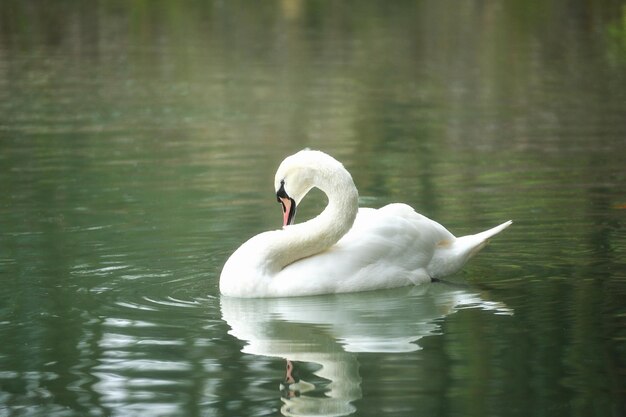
279,196,297,226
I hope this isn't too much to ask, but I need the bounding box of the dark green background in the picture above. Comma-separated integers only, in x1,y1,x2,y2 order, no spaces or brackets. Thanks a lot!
1,1,625,416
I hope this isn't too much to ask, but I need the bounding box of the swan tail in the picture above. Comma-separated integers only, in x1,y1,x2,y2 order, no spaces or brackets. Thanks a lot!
456,220,512,258
465,220,512,251
428,220,512,278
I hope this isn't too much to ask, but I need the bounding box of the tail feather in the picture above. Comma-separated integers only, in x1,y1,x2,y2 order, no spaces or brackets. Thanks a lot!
428,220,512,278
476,220,513,240
469,220,512,245
457,220,513,258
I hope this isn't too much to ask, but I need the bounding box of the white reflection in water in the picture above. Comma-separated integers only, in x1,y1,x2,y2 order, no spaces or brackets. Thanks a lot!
93,329,194,414
221,284,512,417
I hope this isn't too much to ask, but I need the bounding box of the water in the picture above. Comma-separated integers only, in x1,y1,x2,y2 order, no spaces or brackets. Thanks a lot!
1,1,625,416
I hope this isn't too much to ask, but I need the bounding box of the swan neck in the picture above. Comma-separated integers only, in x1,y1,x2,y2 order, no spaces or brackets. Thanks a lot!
269,170,358,271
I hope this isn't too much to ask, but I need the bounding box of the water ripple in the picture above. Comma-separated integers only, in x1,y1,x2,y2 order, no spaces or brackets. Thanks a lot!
141,296,201,309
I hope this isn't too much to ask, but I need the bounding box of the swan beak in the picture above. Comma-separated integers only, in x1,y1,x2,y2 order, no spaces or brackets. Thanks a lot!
279,196,297,226
276,180,297,226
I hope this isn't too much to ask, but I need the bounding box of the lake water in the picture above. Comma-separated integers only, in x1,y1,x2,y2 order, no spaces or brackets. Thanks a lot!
1,1,625,416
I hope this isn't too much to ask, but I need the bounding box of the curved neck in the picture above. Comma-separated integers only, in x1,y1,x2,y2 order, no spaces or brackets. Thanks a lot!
265,169,359,272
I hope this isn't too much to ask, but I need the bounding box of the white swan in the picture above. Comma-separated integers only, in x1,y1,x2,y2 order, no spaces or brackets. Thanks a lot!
220,149,511,298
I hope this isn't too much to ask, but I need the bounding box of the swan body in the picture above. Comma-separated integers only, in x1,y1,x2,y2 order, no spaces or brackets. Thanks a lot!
220,150,511,298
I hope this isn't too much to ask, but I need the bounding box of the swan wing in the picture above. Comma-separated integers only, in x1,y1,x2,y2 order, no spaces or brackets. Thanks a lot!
270,204,454,296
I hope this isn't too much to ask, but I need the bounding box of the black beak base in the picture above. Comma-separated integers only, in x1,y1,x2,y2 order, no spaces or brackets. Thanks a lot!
277,181,297,226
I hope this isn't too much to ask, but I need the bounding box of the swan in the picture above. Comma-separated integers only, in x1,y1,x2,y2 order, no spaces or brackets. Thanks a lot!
220,149,511,298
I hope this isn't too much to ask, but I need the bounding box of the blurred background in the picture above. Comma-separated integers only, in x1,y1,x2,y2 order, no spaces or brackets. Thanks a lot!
0,1,625,416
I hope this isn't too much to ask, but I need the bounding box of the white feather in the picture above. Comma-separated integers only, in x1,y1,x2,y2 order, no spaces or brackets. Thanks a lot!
220,150,511,298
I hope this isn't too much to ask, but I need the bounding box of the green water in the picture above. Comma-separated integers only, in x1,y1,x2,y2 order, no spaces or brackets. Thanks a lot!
1,1,625,416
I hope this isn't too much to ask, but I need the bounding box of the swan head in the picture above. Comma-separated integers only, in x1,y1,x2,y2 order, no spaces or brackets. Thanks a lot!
274,149,350,227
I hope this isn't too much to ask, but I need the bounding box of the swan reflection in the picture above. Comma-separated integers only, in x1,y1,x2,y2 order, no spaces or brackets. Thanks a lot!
220,283,511,417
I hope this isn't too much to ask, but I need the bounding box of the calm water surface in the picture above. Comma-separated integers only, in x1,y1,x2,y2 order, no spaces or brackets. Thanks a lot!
1,2,625,416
